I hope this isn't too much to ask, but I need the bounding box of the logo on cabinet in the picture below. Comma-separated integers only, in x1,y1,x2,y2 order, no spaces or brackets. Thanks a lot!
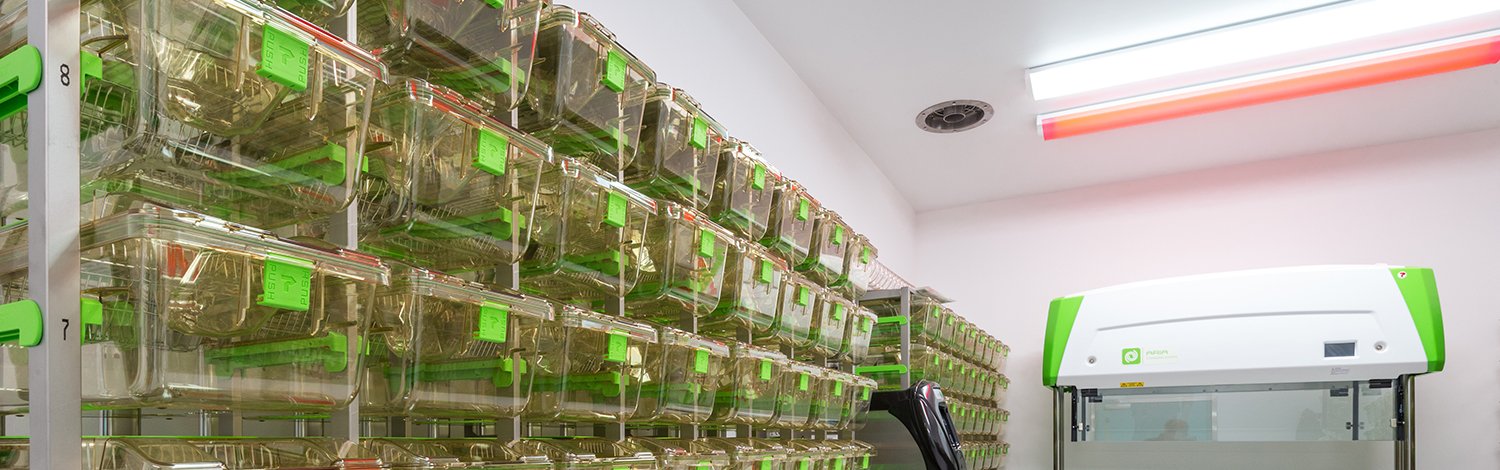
1122,348,1142,365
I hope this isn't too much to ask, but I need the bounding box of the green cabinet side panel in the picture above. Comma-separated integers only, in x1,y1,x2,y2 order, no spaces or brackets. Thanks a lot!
1390,267,1444,372
1043,295,1084,387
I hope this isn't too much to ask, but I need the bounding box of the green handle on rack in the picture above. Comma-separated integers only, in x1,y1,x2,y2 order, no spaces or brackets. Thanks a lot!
0,300,42,347
206,332,350,374
0,45,43,122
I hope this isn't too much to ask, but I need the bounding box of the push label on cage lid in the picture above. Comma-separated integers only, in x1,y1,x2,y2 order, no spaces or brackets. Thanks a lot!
832,303,845,321
259,253,314,311
760,359,773,381
605,192,627,228
257,25,310,91
796,198,810,220
752,163,767,190
796,286,810,306
605,331,629,362
476,302,509,343
699,229,716,257
690,116,709,149
797,372,809,391
758,259,774,284
603,49,627,92
475,128,508,176
694,348,710,373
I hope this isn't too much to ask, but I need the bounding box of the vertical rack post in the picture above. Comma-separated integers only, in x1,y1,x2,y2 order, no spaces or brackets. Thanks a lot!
324,1,362,447
27,0,83,463
897,287,912,389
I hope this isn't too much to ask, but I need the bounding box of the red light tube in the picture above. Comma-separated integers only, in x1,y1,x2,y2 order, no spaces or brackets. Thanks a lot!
1038,31,1500,140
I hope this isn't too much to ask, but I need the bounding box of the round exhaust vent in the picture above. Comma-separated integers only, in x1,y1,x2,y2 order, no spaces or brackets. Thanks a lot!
916,100,993,133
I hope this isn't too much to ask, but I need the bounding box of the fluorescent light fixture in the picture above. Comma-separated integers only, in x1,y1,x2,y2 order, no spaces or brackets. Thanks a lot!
1037,29,1500,140
1028,0,1500,101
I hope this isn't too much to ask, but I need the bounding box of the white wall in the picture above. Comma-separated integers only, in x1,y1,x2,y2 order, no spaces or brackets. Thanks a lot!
561,0,918,274
915,127,1500,469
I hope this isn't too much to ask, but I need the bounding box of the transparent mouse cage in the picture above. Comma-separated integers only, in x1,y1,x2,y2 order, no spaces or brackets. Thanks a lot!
362,438,553,469
698,241,786,343
525,307,659,423
0,206,388,413
635,327,731,425
0,0,385,229
356,79,550,272
517,4,655,174
519,158,655,302
362,265,554,419
357,0,542,114
705,344,787,427
622,202,735,327
706,140,777,242
626,84,727,210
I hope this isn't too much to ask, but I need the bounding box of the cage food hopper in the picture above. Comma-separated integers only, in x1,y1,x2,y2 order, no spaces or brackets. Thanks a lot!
357,79,550,271
357,0,541,113
525,306,658,423
832,233,877,299
706,344,787,427
840,306,877,364
698,241,786,343
706,140,777,241
623,202,735,327
0,0,386,228
362,264,554,418
362,438,553,469
510,438,657,470
0,206,387,413
519,158,655,301
626,84,727,210
797,208,849,285
517,4,654,173
698,438,788,470
626,437,731,470
635,327,731,425
760,180,818,267
755,272,817,349
1046,265,1445,470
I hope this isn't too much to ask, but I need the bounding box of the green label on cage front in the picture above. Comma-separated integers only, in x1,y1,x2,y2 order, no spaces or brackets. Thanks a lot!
832,225,845,245
833,458,846,470
699,229,716,257
605,331,629,362
759,359,773,381
833,382,843,395
605,192,627,228
796,198,810,220
797,372,809,391
758,259,774,284
862,456,870,468
799,460,810,470
752,164,767,190
833,303,845,321
760,459,772,470
796,286,810,306
476,302,509,344
259,253,313,311
691,116,709,149
475,128,508,176
861,246,872,264
860,317,872,332
257,25,310,91
694,348,710,373
603,50,627,92
861,387,872,400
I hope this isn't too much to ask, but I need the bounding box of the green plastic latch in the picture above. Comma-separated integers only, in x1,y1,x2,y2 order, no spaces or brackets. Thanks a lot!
796,285,810,306
832,303,845,321
759,358,773,381
758,259,774,284
0,45,43,122
833,457,845,470
693,348,710,373
699,229,716,258
861,386,872,400
797,372,809,391
833,381,843,396
481,0,502,8
80,51,102,92
859,316,872,332
876,315,909,325
690,116,709,149
605,331,628,363
258,253,314,311
832,225,844,245
798,460,810,470
257,24,311,91
475,301,509,344
796,198,810,221
208,332,350,373
862,455,870,468
0,300,42,347
860,246,872,264
751,164,767,190
855,364,908,376
475,128,508,177
602,50,626,92
604,192,627,228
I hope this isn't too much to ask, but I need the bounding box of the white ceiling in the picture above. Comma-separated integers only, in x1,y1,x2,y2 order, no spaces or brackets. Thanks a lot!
732,0,1500,211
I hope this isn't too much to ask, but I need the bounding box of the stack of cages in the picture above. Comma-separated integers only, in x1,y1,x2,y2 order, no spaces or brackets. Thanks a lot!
634,328,731,426
706,344,788,428
525,306,659,423
758,272,818,350
511,438,657,470
832,233,878,300
353,79,551,272
796,208,849,286
699,438,789,470
699,241,786,342
706,140,777,242
519,157,656,302
622,202,735,327
0,0,384,228
364,438,553,469
0,206,387,415
361,264,554,420
518,4,654,174
760,180,818,272
626,84,726,210
769,361,822,431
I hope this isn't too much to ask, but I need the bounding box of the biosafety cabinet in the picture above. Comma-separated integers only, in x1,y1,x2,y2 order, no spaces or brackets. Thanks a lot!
1044,265,1444,470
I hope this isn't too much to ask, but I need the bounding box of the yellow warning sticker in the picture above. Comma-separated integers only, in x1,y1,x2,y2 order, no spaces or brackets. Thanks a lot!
1120,382,1145,388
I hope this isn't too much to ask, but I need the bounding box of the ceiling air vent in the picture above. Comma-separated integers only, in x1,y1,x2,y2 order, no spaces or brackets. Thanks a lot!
916,100,993,133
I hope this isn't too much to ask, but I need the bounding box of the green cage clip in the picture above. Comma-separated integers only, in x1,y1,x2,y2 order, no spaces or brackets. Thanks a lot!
0,45,43,122
0,300,42,347
207,332,351,375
